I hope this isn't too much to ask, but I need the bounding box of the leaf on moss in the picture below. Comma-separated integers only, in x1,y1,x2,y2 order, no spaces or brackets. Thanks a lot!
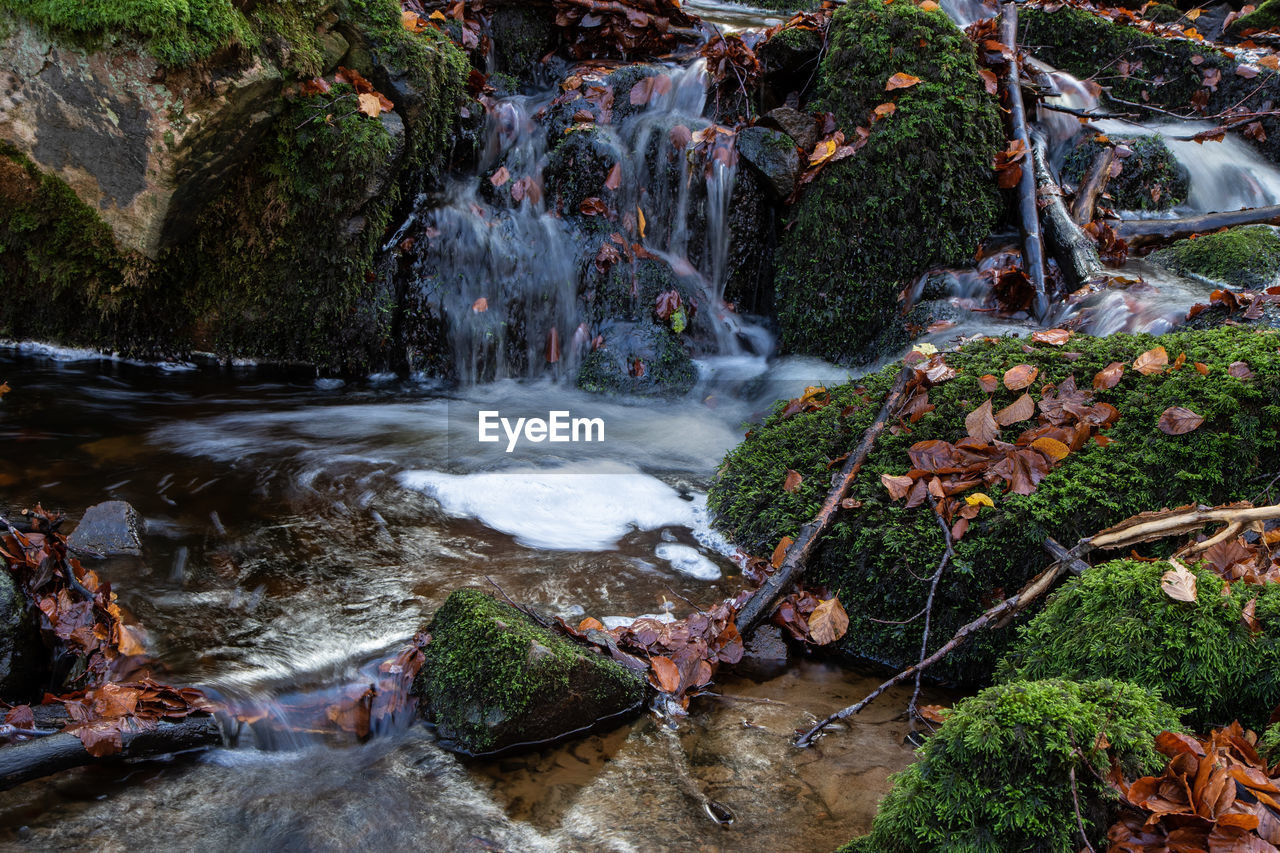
1161,561,1198,602
1094,361,1126,390
808,597,849,645
965,399,999,443
1158,406,1204,436
886,72,922,91
783,469,803,493
1134,345,1169,375
1004,364,1039,391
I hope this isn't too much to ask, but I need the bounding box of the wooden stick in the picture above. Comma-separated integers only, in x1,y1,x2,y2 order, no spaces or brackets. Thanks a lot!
736,366,916,637
1114,205,1280,249
1001,1,1049,320
1088,503,1280,551
1031,136,1106,291
1070,146,1115,227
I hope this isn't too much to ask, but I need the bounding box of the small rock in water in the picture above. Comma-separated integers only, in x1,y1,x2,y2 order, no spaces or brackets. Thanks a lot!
67,501,143,558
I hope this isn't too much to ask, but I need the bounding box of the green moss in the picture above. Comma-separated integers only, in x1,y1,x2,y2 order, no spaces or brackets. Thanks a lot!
1230,0,1280,36
774,0,1002,364
576,322,697,397
1151,225,1280,289
489,5,555,80
1061,135,1187,212
1000,559,1280,731
1143,3,1183,23
843,680,1184,853
415,589,646,755
731,0,820,11
0,0,253,65
708,327,1280,682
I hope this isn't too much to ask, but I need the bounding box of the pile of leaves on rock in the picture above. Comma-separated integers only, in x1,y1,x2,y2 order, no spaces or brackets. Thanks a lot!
0,506,212,756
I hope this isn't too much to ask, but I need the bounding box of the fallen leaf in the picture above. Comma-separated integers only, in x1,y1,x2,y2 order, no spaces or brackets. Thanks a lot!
1161,561,1198,602
1158,406,1204,435
882,473,915,500
1030,329,1071,346
965,399,999,444
996,393,1035,426
650,655,681,693
1134,345,1169,375
1243,598,1262,633
1194,362,1210,376
783,469,803,493
1094,362,1126,390
1031,436,1070,462
1228,361,1256,379
772,536,794,569
886,72,922,91
873,102,897,120
356,92,382,118
1004,364,1039,391
918,704,948,723
489,166,510,187
808,597,850,645
471,297,488,313
605,162,622,191
978,374,1000,393
965,492,995,508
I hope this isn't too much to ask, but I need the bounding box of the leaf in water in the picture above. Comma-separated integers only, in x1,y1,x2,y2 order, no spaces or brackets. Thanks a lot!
771,536,794,569
489,166,510,187
978,374,1000,393
649,655,681,693
996,393,1035,426
1162,561,1198,602
808,597,849,645
578,617,605,632
638,206,647,238
1031,436,1070,462
580,197,609,216
1030,329,1071,346
1158,406,1204,436
1134,345,1169,375
605,162,622,191
1003,364,1039,391
783,469,803,493
965,399,999,444
1094,362,1126,390
885,72,922,91
882,473,914,500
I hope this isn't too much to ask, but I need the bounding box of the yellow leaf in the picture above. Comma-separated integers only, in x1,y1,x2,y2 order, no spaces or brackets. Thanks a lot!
429,10,446,20
808,138,837,166
1031,436,1070,462
920,0,941,9
808,597,850,645
886,72,922,91
965,493,995,508
638,206,647,238
1185,7,1202,19
356,92,382,118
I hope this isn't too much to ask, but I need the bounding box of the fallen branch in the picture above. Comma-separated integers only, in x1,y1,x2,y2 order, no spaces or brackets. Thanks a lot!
1002,1,1049,320
1069,145,1115,227
1031,135,1106,291
735,366,916,637
1113,205,1280,249
0,715,222,792
908,500,955,726
1087,502,1280,551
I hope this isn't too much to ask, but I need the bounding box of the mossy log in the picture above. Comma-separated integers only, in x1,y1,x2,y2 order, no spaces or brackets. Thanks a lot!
1116,205,1280,249
709,327,1280,683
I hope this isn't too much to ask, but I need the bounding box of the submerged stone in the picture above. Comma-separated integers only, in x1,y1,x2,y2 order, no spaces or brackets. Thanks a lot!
414,589,646,755
68,500,143,558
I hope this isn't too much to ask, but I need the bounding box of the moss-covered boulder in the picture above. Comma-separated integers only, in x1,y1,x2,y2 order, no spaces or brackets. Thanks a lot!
841,680,1184,853
576,322,698,397
1229,0,1280,38
1150,225,1280,289
1061,135,1188,212
708,327,1280,683
774,0,1002,364
1143,3,1184,23
414,589,646,755
1000,559,1280,730
0,568,43,702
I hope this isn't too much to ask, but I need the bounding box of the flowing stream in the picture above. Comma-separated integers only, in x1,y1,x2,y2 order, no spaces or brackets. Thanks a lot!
3,1,1280,849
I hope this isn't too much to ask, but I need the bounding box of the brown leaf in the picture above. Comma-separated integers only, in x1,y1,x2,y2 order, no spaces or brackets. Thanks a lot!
1134,345,1169,375
882,473,914,500
1161,560,1198,602
471,297,488,313
771,536,794,569
886,72,922,91
489,166,510,187
1195,362,1210,376
649,655,681,693
605,162,622,191
978,374,1000,393
807,597,849,645
1030,329,1071,346
996,393,1035,426
783,469,803,493
965,399,999,444
1229,361,1256,379
1004,364,1039,391
356,92,382,118
1094,362,1126,390
1243,598,1262,634
1158,406,1204,436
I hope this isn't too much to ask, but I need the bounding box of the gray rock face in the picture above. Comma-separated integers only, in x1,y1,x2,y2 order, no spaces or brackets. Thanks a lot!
0,568,43,702
759,106,817,154
735,125,800,203
68,501,143,558
0,20,284,258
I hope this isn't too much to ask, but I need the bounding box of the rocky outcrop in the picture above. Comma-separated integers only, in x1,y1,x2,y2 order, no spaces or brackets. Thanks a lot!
67,501,143,558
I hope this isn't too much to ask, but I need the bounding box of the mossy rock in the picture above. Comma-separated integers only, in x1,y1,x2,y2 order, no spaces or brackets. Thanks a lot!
774,0,1002,364
1229,0,1280,37
576,322,698,397
1019,7,1280,164
1143,3,1184,23
488,5,555,82
842,679,1184,853
605,65,665,128
708,327,1280,683
0,567,44,703
1000,559,1280,731
544,125,627,227
1061,135,1188,212
414,589,646,756
1150,225,1280,289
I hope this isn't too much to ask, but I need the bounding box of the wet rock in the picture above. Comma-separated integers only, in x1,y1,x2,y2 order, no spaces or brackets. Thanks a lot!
722,168,776,316
1151,224,1280,289
1061,134,1188,213
414,589,646,755
0,22,285,258
758,25,823,101
543,125,627,226
576,321,698,398
605,65,665,128
758,105,818,153
489,5,557,82
735,126,800,203
736,624,791,680
68,501,143,558
0,568,43,702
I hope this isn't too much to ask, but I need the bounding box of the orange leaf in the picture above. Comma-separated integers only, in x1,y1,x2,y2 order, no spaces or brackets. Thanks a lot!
649,655,681,693
1031,436,1070,462
783,469,803,493
1158,406,1204,436
772,536,794,569
1003,364,1039,391
1134,345,1169,375
1094,362,1125,390
978,374,1000,393
356,92,382,118
873,102,897,119
471,297,488,313
1030,329,1071,346
578,617,605,632
886,72,922,91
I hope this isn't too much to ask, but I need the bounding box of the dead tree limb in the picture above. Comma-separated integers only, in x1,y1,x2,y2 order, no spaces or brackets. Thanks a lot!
1070,146,1115,227
1114,205,1280,249
1002,1,1049,320
1087,503,1280,552
1031,135,1106,291
736,366,916,638
0,715,223,792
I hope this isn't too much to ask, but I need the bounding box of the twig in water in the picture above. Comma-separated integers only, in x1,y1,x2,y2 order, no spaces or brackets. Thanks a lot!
485,576,551,629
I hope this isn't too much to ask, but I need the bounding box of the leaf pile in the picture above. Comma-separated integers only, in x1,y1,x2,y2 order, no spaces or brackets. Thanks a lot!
1,506,213,755
1109,724,1280,851
773,590,850,646
1188,286,1280,323
551,0,699,59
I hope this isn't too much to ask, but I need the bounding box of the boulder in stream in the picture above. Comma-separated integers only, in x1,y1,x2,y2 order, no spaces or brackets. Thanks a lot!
735,126,800,203
1061,134,1188,213
0,569,43,702
67,500,144,558
414,589,646,755
1150,224,1280,289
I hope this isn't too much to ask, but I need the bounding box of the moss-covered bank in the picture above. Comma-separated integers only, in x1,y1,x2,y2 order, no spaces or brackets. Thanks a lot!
774,0,1002,364
709,327,1280,683
1151,225,1280,290
841,680,1183,853
1001,559,1280,731
414,589,646,755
